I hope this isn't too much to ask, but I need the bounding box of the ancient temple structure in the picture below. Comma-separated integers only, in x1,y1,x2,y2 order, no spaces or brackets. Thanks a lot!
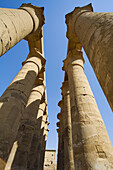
0,3,49,170
0,2,113,170
57,3,113,170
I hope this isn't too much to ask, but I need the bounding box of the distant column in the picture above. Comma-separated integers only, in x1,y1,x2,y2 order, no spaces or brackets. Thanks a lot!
34,103,47,170
27,101,48,170
63,47,113,169
0,48,45,161
57,100,65,170
0,3,44,57
11,78,45,170
39,119,49,170
56,113,61,170
65,3,113,111
61,81,75,170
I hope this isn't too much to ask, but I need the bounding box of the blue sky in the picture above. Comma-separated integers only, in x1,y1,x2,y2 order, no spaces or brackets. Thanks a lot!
0,0,113,152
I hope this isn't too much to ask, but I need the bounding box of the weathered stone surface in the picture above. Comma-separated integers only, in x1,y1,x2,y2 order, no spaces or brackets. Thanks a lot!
11,81,45,170
63,45,113,169
44,150,56,170
57,100,65,170
0,49,45,162
25,32,48,170
0,4,44,57
0,4,48,170
0,16,46,165
61,81,75,170
65,4,113,111
27,102,48,170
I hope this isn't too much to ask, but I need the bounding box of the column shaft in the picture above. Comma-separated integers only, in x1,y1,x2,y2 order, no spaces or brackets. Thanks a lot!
0,4,44,57
39,122,49,170
0,51,45,161
62,81,75,170
56,113,61,170
66,4,113,111
11,82,45,170
56,129,60,170
27,102,47,170
57,101,65,170
63,49,113,169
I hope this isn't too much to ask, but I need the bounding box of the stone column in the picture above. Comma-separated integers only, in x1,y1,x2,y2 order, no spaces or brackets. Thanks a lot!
0,48,45,161
39,116,49,170
34,103,47,170
27,101,48,170
56,114,61,170
63,47,113,169
65,3,113,111
57,100,65,170
0,3,44,57
11,78,45,170
26,30,48,170
61,81,75,170
32,114,49,170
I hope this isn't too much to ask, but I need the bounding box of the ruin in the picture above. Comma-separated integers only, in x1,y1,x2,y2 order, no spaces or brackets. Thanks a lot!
0,2,113,170
57,3,113,170
0,3,49,170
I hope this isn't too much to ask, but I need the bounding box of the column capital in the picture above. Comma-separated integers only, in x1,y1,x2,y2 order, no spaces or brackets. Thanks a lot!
56,121,60,128
61,81,69,97
58,100,64,108
57,128,60,133
22,49,46,72
62,49,84,72
20,3,45,41
57,113,61,120
44,122,49,131
28,48,46,65
35,77,44,86
44,128,49,132
32,85,45,97
37,103,46,119
65,3,93,40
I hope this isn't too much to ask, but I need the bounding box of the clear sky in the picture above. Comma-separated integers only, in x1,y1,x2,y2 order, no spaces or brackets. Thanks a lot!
0,0,113,152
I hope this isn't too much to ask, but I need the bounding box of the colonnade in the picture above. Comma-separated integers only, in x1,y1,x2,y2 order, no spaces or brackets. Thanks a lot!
0,2,113,170
57,3,113,170
0,3,49,170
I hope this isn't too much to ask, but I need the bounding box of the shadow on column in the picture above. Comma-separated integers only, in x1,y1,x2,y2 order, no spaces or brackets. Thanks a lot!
0,70,37,162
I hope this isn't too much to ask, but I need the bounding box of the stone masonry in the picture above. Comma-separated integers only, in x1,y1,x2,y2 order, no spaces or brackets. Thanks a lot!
0,2,113,170
0,3,44,57
44,150,56,170
65,3,113,111
57,4,113,169
0,4,49,170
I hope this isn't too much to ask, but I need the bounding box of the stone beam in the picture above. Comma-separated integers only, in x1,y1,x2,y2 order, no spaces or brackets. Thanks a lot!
65,3,113,111
0,3,44,57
